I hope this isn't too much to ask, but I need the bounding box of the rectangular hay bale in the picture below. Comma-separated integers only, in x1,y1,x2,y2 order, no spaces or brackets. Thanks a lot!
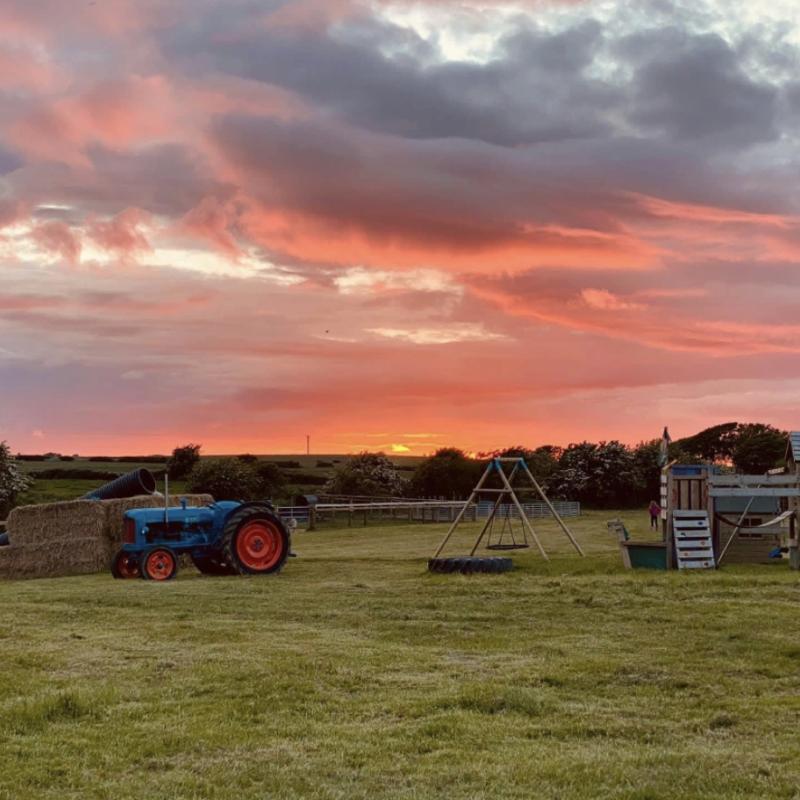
7,500,107,548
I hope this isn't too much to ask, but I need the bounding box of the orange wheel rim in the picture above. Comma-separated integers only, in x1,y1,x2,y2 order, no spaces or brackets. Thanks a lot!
236,521,282,571
145,549,175,580
117,553,140,579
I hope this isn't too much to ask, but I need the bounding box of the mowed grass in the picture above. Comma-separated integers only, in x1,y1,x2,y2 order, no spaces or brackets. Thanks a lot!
2,511,800,799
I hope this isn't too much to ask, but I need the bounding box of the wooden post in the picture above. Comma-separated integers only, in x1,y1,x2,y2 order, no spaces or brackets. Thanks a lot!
308,506,317,532
520,464,583,556
666,467,675,569
432,463,493,557
496,465,548,560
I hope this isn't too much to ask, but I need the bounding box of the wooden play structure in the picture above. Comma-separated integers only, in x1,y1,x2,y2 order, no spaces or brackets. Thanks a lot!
618,430,800,570
431,457,584,568
611,518,667,569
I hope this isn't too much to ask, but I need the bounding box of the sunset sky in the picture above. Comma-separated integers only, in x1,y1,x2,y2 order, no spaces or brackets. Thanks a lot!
1,0,800,455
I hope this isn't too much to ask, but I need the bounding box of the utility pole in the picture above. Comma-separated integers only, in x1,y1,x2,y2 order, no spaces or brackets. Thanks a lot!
306,435,310,456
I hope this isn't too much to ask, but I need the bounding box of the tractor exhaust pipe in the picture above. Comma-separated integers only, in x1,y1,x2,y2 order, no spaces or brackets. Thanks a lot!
82,468,158,500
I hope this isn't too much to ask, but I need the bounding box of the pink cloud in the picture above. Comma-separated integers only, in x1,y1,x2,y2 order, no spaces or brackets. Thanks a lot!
87,208,151,257
581,288,644,311
178,196,242,257
0,43,55,91
29,220,82,263
8,76,175,165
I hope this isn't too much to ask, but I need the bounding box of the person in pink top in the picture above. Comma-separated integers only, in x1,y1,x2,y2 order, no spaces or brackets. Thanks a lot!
648,500,661,530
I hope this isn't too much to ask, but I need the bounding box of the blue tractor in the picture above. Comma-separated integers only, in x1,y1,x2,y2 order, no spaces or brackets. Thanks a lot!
111,500,291,581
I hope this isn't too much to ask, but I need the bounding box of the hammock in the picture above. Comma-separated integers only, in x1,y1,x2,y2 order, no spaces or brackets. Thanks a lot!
714,509,795,530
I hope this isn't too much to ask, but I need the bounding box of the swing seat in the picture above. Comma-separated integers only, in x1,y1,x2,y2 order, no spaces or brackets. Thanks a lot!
486,543,530,550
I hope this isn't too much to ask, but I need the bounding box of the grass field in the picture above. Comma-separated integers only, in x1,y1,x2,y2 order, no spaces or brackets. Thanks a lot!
2,511,800,799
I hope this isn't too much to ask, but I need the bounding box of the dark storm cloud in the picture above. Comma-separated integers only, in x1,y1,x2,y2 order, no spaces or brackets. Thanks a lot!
212,111,789,247
623,30,779,146
10,143,228,218
161,6,798,154
166,15,621,146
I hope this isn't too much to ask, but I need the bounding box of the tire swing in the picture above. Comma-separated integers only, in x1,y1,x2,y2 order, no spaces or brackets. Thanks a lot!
485,503,530,551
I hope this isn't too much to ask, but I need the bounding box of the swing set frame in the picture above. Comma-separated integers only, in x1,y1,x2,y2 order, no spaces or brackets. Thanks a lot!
432,457,584,561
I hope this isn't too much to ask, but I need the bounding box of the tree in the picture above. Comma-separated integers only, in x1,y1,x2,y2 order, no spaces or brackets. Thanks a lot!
674,422,739,463
549,441,638,508
632,440,662,505
186,458,282,500
167,443,201,480
521,446,562,487
325,452,404,497
254,462,287,497
476,445,562,493
407,448,481,499
732,423,787,473
0,441,33,517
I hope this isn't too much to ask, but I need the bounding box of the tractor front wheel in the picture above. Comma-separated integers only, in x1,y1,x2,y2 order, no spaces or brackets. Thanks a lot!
221,506,290,575
111,549,141,579
141,547,178,581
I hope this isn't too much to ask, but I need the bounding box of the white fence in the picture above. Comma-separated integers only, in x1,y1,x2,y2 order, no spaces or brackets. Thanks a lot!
475,501,581,519
277,499,580,529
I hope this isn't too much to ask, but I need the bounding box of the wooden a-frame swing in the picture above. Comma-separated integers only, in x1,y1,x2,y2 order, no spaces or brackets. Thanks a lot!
432,457,584,561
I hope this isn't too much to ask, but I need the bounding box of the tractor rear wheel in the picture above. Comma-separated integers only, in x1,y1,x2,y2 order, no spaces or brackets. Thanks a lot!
111,549,141,579
141,547,178,581
190,552,236,576
221,506,290,575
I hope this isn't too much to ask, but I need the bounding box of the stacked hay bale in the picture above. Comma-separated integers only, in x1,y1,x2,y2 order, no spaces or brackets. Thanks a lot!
0,494,213,580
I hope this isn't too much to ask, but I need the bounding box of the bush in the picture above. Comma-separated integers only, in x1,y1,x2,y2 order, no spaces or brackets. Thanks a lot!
167,444,201,480
237,454,259,464
117,455,168,463
0,442,33,518
325,452,405,497
58,455,75,462
287,472,328,486
266,460,302,469
186,459,285,501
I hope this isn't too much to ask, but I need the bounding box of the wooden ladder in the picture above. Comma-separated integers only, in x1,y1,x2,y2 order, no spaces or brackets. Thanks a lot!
672,510,715,569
